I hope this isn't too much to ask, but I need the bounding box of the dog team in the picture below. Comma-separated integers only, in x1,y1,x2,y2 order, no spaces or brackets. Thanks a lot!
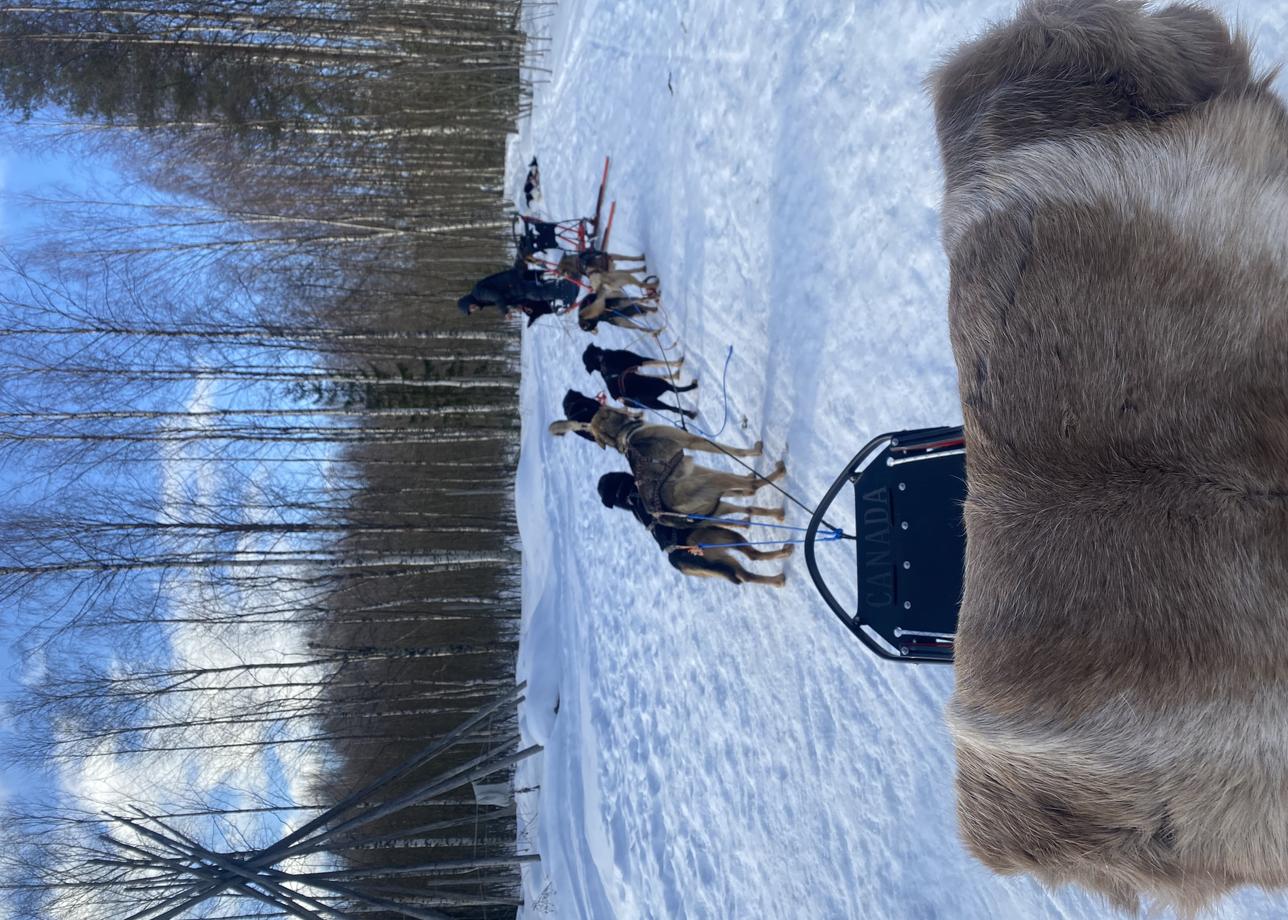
461,199,791,587
537,224,793,587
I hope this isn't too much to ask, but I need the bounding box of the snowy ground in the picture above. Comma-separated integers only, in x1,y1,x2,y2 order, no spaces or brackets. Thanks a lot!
508,2,1288,918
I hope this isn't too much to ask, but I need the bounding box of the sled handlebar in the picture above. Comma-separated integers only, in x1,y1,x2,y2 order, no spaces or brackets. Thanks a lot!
804,433,955,665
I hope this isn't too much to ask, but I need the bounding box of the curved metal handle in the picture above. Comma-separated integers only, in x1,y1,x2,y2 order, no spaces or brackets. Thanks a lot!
803,434,911,662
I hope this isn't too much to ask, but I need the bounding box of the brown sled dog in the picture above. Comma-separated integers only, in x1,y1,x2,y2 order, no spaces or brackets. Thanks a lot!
932,1,1288,915
597,472,792,587
577,291,662,335
577,268,664,334
556,248,647,277
549,406,787,527
586,268,659,299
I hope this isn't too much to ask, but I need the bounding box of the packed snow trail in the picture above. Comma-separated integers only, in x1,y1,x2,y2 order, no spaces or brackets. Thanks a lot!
510,1,1288,917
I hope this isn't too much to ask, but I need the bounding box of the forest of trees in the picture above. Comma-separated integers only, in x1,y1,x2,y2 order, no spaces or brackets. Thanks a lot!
0,1,543,917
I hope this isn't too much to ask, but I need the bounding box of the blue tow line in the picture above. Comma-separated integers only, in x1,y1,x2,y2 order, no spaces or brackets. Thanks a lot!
601,336,851,551
681,513,827,535
620,343,733,432
680,345,733,439
681,514,843,550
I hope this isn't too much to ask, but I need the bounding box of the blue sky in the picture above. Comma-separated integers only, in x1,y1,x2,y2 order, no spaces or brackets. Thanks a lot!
0,118,333,907
0,120,127,241
0,126,122,808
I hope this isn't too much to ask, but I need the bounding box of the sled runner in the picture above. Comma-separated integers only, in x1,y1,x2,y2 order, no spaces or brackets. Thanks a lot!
804,426,966,664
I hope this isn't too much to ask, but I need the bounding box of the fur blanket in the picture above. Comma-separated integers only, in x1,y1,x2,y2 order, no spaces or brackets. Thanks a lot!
933,0,1288,914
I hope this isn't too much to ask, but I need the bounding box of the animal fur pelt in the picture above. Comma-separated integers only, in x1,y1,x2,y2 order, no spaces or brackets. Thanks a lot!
932,0,1288,915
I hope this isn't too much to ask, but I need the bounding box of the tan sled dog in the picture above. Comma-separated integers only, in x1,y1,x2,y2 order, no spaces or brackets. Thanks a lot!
597,473,792,588
555,249,647,277
586,268,659,300
932,0,1288,915
577,290,662,335
549,406,787,526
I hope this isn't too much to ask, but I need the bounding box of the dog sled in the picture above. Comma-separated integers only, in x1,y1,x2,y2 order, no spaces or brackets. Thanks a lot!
512,157,623,306
513,214,591,259
513,157,614,257
804,426,966,664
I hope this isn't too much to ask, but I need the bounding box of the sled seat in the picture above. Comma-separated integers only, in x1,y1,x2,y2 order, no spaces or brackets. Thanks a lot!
804,426,966,664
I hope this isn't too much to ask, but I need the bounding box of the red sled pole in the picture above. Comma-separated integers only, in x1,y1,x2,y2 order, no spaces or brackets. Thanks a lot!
591,157,610,233
599,201,617,251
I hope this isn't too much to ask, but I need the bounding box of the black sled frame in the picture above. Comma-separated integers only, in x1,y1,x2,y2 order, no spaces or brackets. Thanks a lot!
804,426,967,664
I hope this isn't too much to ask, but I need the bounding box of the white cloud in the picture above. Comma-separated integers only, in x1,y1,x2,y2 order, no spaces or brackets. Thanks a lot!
50,372,337,917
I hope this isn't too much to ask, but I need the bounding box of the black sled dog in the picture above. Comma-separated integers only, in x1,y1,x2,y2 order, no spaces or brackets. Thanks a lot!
582,344,696,418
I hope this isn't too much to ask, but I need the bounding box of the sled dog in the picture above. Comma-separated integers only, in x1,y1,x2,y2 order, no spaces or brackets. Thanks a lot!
556,248,647,278
577,292,661,335
586,268,659,299
582,344,696,417
549,406,786,527
582,344,684,382
597,472,791,587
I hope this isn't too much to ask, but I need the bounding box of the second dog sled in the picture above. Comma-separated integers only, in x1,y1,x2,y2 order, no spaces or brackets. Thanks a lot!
513,156,614,258
804,426,967,664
